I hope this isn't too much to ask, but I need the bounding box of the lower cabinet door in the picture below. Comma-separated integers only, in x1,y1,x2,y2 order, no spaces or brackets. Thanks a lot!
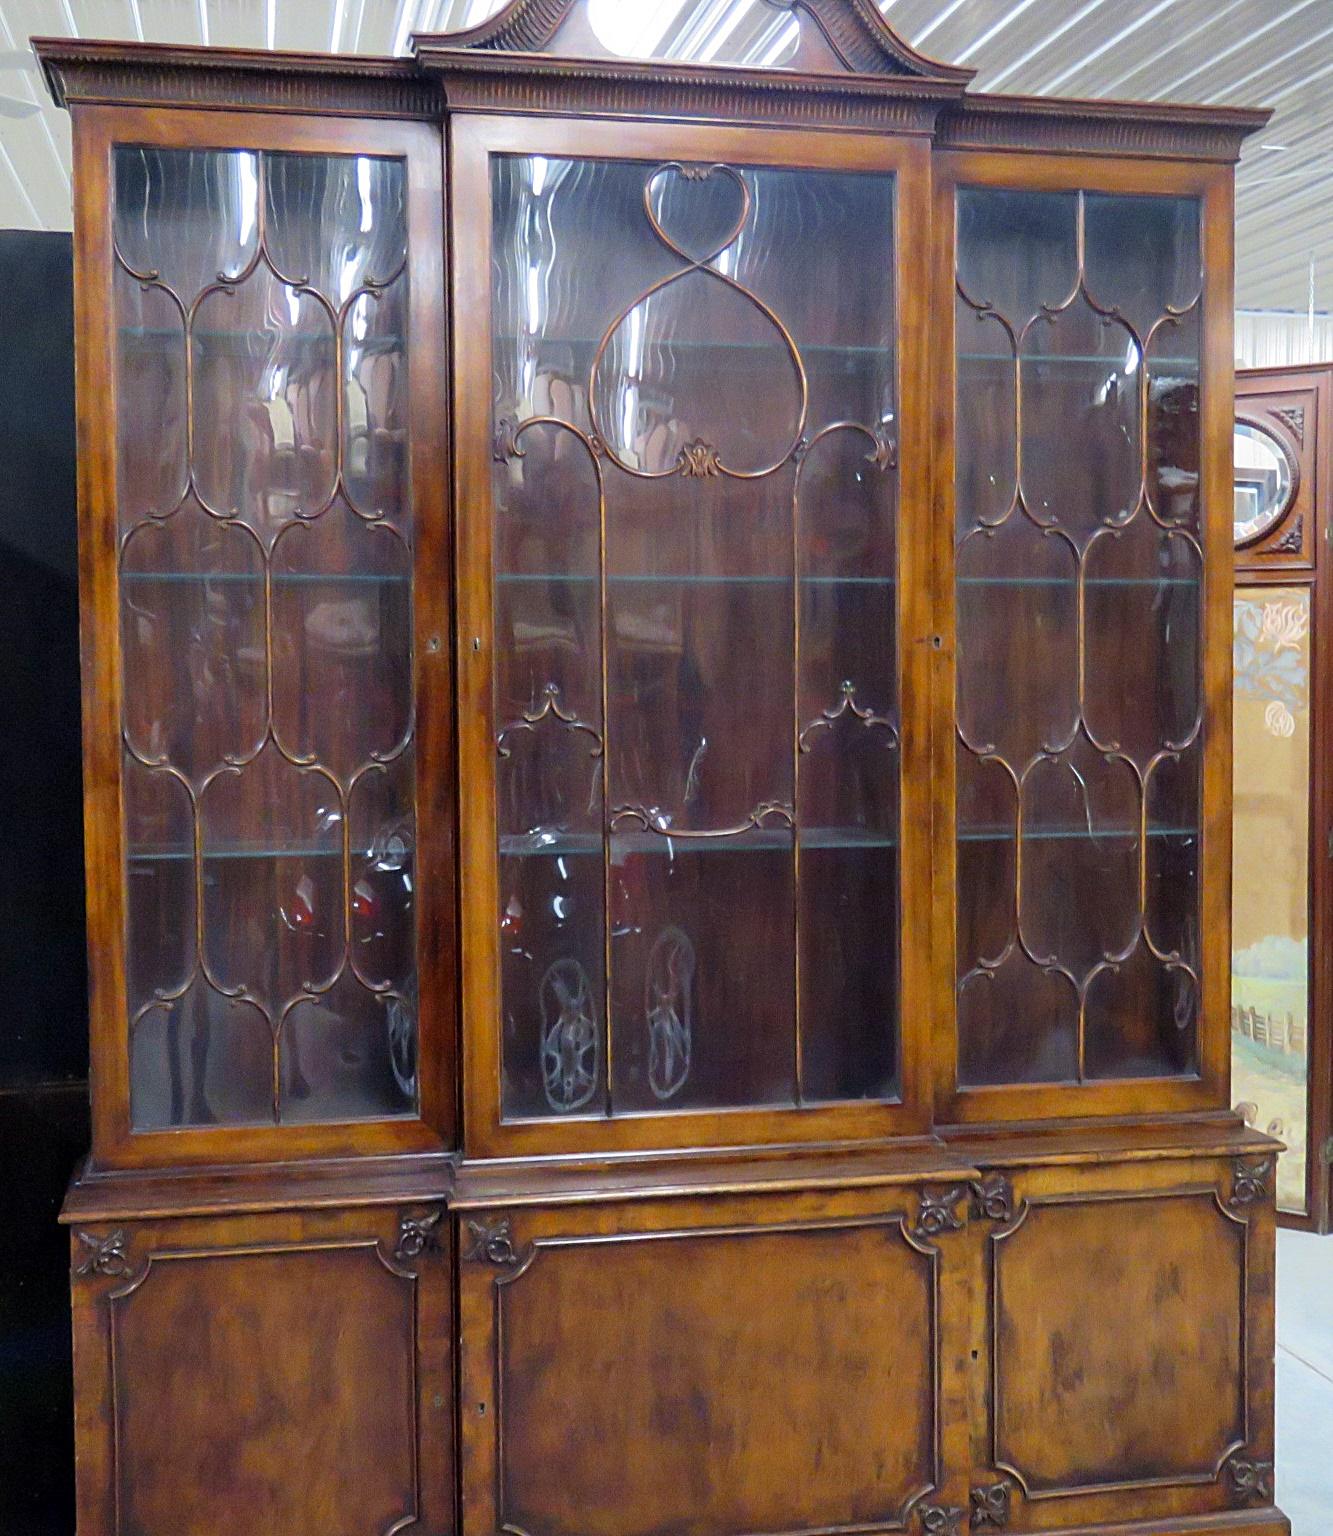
457,1180,973,1536
965,1150,1281,1536
67,1201,453,1536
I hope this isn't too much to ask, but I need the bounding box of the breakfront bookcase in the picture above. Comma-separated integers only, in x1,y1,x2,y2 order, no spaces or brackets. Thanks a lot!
35,6,1287,1536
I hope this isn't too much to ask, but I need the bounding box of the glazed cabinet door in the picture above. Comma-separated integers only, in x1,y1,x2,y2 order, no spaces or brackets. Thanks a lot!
962,1146,1280,1534
936,155,1235,1123
67,1201,452,1536
456,1181,972,1536
72,107,451,1165
452,114,934,1157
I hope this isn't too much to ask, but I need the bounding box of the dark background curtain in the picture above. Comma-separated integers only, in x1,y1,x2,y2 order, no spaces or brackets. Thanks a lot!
0,226,87,1534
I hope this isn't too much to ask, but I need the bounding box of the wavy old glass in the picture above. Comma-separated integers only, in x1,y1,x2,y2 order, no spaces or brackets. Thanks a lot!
955,187,1203,1087
491,154,899,1119
115,146,417,1128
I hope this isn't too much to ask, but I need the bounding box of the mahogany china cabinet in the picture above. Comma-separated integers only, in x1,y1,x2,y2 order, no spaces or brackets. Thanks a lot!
34,5,1287,1536
1232,363,1333,1231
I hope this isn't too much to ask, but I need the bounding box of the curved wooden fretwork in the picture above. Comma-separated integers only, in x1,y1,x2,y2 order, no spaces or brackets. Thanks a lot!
117,147,418,1125
493,157,899,1115
955,189,1205,1081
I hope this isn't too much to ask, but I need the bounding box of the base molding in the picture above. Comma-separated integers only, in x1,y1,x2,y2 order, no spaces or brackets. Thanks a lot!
1018,1507,1290,1536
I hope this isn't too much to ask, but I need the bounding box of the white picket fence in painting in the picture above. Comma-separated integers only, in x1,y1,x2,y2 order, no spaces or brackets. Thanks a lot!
1232,1003,1307,1057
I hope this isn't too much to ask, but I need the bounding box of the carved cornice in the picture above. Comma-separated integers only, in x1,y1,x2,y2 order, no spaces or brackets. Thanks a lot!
32,31,1267,158
415,0,974,83
33,37,438,117
938,93,1270,164
424,53,960,133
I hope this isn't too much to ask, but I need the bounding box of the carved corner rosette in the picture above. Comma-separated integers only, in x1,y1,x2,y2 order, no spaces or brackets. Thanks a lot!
1228,1156,1274,1214
1273,404,1305,445
968,1173,1018,1225
1225,1452,1274,1505
969,1481,1012,1529
919,1503,965,1536
393,1208,444,1266
73,1228,132,1280
1268,513,1303,554
463,1214,533,1275
908,1185,968,1246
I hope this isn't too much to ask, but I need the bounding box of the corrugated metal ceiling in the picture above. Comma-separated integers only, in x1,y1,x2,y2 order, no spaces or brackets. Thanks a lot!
0,0,1328,310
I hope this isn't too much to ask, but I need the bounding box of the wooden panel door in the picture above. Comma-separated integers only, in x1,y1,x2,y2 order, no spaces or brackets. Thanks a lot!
66,1201,452,1536
1233,365,1333,1231
963,1146,1280,1535
457,1180,973,1536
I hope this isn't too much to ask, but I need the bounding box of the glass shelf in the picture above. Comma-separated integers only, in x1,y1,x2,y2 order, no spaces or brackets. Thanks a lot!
958,824,1197,844
120,325,404,351
121,570,410,586
128,845,395,862
958,350,1198,371
957,575,1199,589
496,572,894,587
498,573,1193,591
495,331,892,359
499,826,897,858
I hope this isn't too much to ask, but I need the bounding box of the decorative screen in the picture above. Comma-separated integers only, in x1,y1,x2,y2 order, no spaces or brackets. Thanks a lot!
115,146,417,1128
490,155,899,1119
1232,586,1311,1213
953,186,1203,1087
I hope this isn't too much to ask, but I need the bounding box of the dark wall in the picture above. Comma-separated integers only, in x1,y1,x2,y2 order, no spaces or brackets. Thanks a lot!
0,228,87,1534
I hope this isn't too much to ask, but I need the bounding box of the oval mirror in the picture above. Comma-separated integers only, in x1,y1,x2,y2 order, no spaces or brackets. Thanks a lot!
1234,419,1296,546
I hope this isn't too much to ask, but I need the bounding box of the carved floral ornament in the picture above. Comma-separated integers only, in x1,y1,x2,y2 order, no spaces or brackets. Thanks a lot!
394,1209,443,1264
969,1481,1012,1530
73,1229,132,1280
909,1185,968,1244
1225,1453,1274,1505
1228,1156,1274,1212
463,1214,532,1269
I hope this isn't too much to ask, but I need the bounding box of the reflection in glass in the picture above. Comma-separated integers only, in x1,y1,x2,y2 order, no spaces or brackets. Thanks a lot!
1232,587,1311,1213
491,155,899,1119
1234,421,1296,545
955,187,1203,1087
114,146,417,1128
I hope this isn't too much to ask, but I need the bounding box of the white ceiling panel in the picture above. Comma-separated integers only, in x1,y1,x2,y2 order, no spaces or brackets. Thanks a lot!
0,0,1329,311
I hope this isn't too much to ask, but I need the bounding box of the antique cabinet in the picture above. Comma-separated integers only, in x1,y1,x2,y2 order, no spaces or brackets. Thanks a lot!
1232,363,1333,1230
34,5,1287,1536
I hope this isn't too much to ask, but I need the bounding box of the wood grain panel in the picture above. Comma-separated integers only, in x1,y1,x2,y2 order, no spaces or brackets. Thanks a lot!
991,1190,1246,1500
69,1203,452,1536
464,1197,960,1536
113,1247,414,1535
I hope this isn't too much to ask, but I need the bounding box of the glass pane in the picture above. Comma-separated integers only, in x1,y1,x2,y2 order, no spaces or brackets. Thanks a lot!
114,145,417,1128
955,187,1203,1088
1232,587,1311,1213
1233,421,1294,545
491,155,898,1119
